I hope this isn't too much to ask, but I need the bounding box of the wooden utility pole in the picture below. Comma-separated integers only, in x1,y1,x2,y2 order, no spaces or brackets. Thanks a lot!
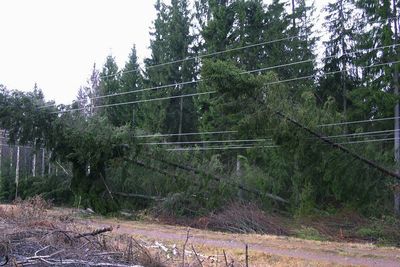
178,96,184,143
392,0,400,215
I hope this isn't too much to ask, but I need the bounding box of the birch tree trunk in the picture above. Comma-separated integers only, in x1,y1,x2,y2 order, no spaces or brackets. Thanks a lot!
15,146,20,199
41,149,45,177
32,152,36,177
48,151,52,176
9,147,13,170
32,139,37,177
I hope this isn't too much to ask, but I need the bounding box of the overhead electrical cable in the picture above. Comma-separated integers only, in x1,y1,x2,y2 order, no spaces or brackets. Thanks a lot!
39,43,400,110
51,91,216,114
100,15,400,79
135,130,238,138
48,60,400,114
318,116,400,127
166,136,397,152
140,138,270,146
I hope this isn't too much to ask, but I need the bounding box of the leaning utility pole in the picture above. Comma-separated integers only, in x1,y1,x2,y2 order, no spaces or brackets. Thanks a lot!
392,0,400,216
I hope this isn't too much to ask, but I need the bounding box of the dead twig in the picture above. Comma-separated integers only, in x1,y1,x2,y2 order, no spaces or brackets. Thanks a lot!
223,250,228,267
182,228,190,267
191,245,203,267
245,244,249,267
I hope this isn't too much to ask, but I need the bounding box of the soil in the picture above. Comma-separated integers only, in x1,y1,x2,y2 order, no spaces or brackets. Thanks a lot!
79,216,400,266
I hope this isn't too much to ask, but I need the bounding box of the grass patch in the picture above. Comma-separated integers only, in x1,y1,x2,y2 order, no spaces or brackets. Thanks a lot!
294,226,327,241
354,216,400,247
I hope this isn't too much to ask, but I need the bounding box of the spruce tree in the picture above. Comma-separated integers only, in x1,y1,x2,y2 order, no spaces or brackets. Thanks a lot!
99,55,121,126
318,0,359,113
75,64,101,118
143,0,198,141
120,45,143,127
286,0,317,95
352,0,399,118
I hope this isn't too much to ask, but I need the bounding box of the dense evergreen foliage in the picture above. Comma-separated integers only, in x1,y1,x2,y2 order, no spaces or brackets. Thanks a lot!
1,0,400,217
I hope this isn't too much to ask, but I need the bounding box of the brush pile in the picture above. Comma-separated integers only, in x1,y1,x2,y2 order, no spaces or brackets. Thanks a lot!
0,196,156,266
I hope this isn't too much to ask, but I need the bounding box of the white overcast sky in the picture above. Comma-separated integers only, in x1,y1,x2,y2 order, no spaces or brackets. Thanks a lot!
0,0,329,104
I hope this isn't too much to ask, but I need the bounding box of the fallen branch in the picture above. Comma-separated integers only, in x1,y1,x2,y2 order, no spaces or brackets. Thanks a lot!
146,155,289,204
113,192,165,201
100,173,114,200
74,226,113,239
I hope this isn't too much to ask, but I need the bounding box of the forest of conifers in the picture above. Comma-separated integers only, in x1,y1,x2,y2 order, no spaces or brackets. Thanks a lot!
1,0,400,217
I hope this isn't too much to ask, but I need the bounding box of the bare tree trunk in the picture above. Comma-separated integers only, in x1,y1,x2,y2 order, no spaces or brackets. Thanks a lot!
41,149,45,177
0,145,2,178
32,152,36,177
15,146,20,199
32,140,37,177
10,146,13,170
395,185,400,216
48,151,52,176
236,155,244,199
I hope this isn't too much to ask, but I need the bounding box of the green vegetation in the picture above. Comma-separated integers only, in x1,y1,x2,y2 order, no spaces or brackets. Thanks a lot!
295,226,327,241
0,0,400,246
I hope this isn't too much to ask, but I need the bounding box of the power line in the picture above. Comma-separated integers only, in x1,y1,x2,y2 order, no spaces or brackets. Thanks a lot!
166,137,395,151
46,59,400,114
245,43,399,75
40,43,400,109
326,129,397,139
51,91,216,114
100,15,399,79
40,80,200,109
142,129,397,148
100,34,305,79
318,116,400,127
338,137,395,145
166,145,279,151
140,138,271,146
265,60,400,86
135,130,238,138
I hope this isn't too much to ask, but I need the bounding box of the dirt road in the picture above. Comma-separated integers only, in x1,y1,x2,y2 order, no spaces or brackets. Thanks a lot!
77,217,400,266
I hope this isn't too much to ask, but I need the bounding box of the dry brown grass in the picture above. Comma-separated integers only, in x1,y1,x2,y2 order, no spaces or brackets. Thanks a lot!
207,202,288,235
